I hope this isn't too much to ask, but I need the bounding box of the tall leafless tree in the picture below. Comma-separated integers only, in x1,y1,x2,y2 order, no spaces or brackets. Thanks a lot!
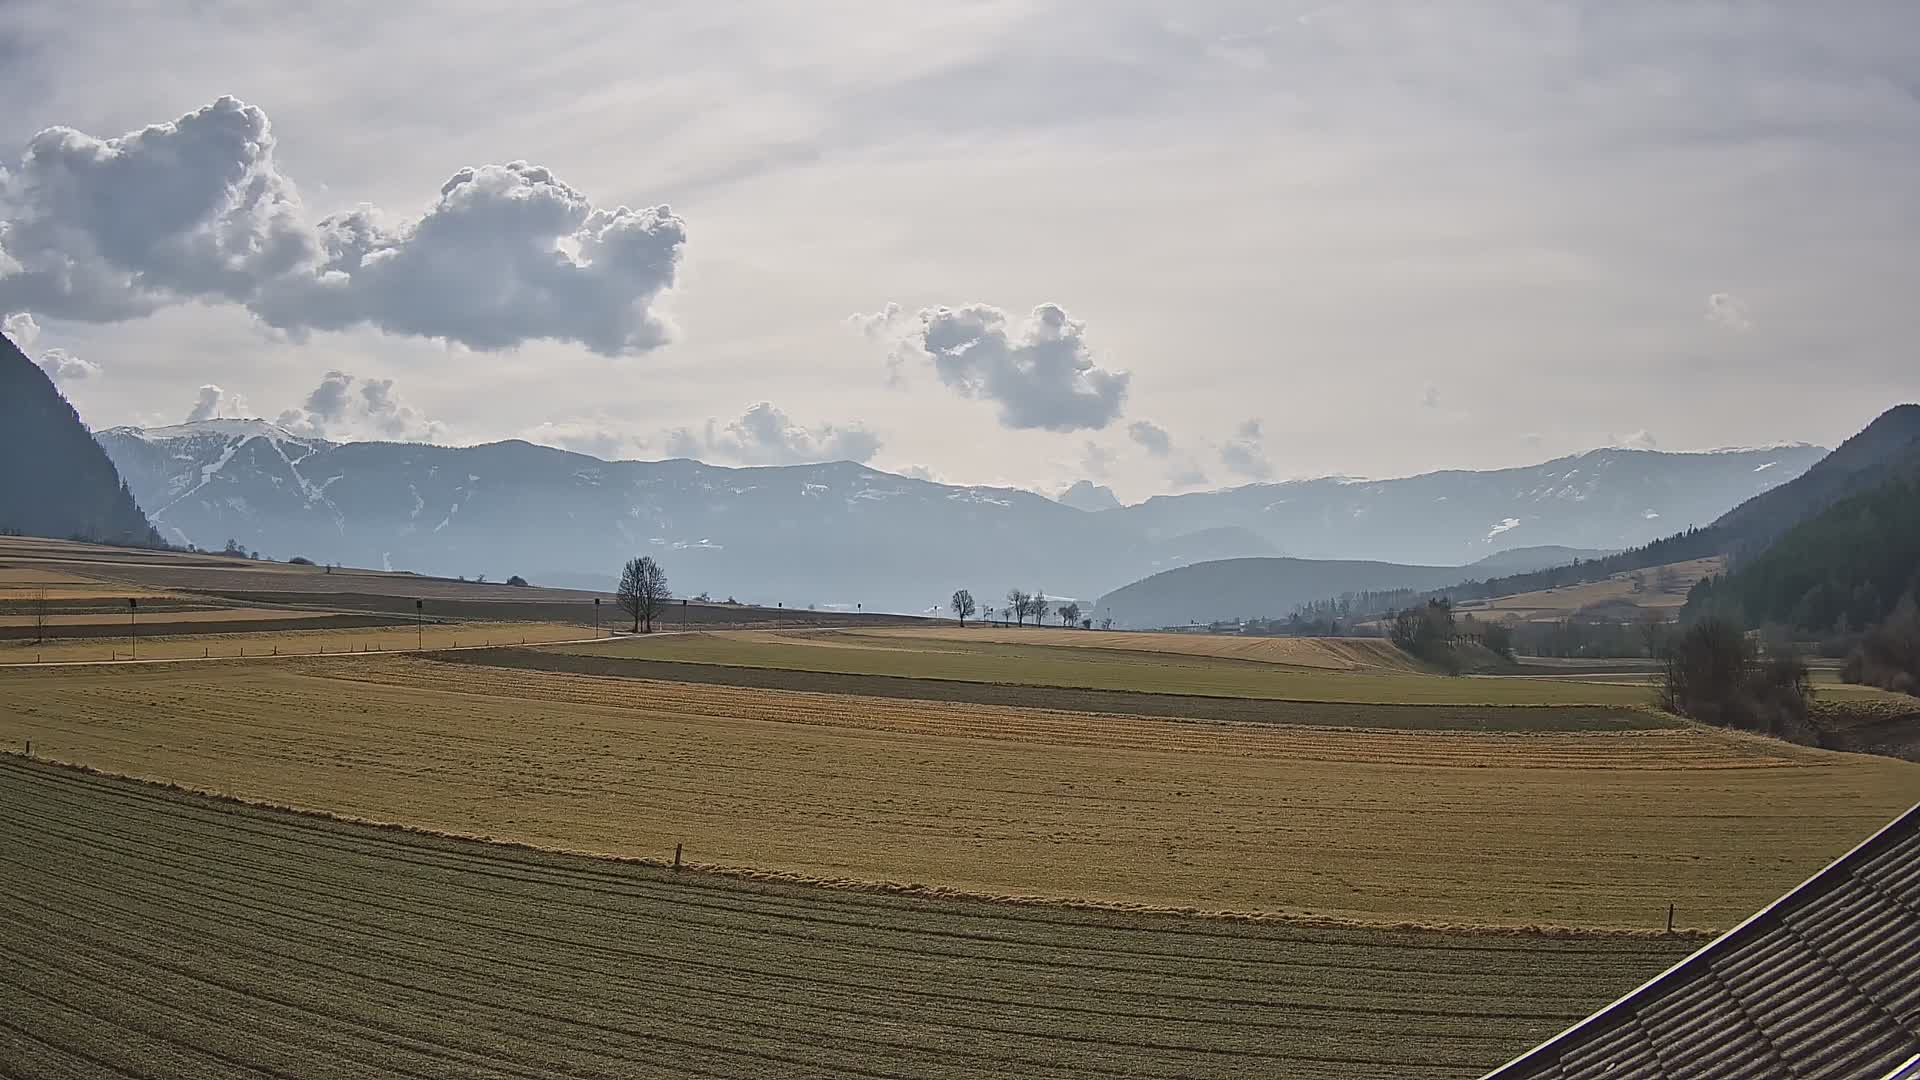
1007,588,1030,627
1057,602,1082,627
617,556,672,632
950,589,978,627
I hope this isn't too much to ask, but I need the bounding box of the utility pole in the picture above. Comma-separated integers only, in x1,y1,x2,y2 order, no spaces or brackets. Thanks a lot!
128,597,138,658
594,597,601,636
415,598,423,650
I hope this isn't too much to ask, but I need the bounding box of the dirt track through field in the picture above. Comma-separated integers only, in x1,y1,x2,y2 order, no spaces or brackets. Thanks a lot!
4,656,1913,930
0,756,1695,1080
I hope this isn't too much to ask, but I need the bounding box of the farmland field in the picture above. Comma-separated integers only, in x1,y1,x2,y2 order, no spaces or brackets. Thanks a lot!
0,620,592,662
454,646,1671,731
0,755,1696,1080
3,656,1912,929
547,629,1656,705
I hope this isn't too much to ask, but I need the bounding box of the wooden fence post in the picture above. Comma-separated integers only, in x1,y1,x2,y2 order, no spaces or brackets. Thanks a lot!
1667,903,1675,933
674,843,683,871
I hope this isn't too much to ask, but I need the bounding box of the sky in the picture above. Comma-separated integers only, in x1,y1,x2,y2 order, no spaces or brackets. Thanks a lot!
2,1,1917,501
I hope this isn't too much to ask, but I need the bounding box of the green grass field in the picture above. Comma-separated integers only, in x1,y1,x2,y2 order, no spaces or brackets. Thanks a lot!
548,630,1656,706
0,756,1696,1080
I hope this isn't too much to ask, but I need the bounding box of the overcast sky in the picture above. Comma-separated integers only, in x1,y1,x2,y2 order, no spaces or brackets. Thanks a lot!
3,1,1917,500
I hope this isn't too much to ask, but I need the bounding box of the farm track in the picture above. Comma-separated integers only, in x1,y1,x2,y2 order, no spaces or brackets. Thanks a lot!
459,647,1669,730
3,657,1914,928
0,756,1694,1080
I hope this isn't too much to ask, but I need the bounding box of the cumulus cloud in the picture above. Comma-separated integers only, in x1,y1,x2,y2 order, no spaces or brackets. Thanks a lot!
1128,419,1174,457
5,311,39,348
185,384,248,423
1422,383,1441,408
1611,429,1659,450
898,464,939,482
1079,440,1115,479
274,369,443,441
665,402,882,466
1706,292,1752,332
35,348,100,383
866,301,1130,431
522,417,647,461
1219,419,1272,480
3,310,99,384
0,97,685,355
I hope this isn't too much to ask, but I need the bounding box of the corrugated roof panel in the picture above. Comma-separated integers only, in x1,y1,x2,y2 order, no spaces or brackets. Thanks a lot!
1482,803,1920,1080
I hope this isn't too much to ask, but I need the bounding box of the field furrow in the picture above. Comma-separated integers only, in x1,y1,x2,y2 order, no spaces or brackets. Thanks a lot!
2,657,1913,929
0,757,1691,1080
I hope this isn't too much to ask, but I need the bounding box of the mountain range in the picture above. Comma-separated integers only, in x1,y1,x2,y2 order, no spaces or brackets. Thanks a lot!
92,419,1823,613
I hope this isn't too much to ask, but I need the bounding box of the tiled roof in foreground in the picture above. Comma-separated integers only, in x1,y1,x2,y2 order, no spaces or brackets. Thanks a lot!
1485,802,1920,1080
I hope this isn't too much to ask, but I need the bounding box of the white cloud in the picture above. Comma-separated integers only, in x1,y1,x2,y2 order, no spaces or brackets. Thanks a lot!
274,369,443,441
1128,419,1173,457
253,162,685,355
0,98,685,355
871,301,1130,431
521,417,647,461
1611,429,1659,450
185,384,248,422
1422,383,1441,409
36,348,100,383
4,310,99,384
5,311,39,349
1706,291,1752,332
665,402,881,466
1219,418,1272,480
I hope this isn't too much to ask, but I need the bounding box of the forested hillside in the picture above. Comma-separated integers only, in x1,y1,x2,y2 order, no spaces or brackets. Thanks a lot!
0,331,159,546
1686,465,1920,634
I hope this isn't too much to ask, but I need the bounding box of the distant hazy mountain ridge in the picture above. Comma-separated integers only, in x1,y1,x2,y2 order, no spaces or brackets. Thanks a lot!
95,420,1822,613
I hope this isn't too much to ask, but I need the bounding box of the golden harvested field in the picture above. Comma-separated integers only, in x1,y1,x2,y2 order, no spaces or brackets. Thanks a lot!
4,656,1913,930
859,627,1430,670
548,629,1655,705
0,621,591,663
1454,557,1725,622
0,563,183,601
0,606,347,628
0,757,1695,1080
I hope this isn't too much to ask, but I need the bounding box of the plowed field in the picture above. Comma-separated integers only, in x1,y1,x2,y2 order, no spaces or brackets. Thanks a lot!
3,657,1912,930
0,756,1697,1080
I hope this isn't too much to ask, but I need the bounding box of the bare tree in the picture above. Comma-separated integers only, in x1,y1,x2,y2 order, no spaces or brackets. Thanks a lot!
617,556,672,632
1057,602,1082,627
1007,588,1030,627
950,589,978,627
1637,611,1671,658
1019,589,1046,627
32,586,48,645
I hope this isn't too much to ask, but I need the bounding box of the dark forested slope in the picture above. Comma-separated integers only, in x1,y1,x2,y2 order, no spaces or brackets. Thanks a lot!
0,332,158,546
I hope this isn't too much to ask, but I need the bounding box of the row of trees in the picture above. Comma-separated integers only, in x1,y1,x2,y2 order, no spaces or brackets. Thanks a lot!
948,588,1090,629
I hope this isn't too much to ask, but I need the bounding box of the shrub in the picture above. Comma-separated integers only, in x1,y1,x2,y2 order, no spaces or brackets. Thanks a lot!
1843,595,1920,696
1658,617,1813,741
